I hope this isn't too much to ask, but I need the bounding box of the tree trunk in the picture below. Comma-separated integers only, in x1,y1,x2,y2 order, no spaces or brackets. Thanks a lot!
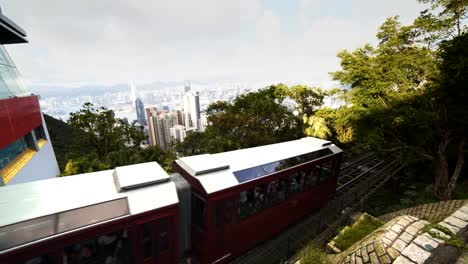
444,138,466,200
433,131,450,200
433,131,466,200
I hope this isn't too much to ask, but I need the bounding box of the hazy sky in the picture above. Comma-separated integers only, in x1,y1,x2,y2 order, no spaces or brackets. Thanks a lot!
3,0,428,87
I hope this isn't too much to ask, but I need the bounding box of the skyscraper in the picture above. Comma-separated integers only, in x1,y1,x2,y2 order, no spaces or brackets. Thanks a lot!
183,91,201,130
174,110,185,126
135,98,147,126
170,125,187,142
145,107,158,145
148,114,173,150
0,7,60,185
184,80,191,93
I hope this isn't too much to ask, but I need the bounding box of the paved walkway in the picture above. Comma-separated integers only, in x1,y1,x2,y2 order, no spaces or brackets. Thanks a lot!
334,216,430,264
334,203,468,264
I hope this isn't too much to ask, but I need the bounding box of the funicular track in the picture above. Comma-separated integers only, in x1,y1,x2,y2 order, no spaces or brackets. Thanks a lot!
229,153,403,264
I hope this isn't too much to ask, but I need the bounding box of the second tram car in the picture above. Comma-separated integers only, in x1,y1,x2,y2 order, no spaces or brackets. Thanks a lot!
174,137,342,263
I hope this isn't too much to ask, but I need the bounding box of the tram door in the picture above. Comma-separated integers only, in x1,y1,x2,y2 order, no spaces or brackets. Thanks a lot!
137,217,172,264
212,197,236,263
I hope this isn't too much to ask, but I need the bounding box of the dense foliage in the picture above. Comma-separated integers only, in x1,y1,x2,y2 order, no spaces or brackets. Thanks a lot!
43,114,95,171
329,0,467,200
175,85,334,156
45,103,176,175
68,102,146,159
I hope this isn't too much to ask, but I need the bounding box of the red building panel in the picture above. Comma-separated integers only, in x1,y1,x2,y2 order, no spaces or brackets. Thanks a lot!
0,96,42,150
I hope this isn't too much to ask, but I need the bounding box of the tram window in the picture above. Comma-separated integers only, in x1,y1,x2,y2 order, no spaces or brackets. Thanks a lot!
298,171,307,191
238,190,253,220
192,194,206,229
142,223,153,259
159,219,170,251
320,160,333,183
278,179,288,201
305,167,319,189
266,180,279,206
62,228,130,264
266,179,287,205
288,172,301,195
239,183,268,220
304,169,312,189
253,184,266,211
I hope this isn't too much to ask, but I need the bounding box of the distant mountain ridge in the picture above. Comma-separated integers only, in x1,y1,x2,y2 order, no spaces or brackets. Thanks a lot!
31,80,207,98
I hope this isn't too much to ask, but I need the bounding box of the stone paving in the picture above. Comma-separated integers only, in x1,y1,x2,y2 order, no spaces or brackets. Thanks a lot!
335,215,430,264
334,203,468,264
392,203,468,264
378,199,468,223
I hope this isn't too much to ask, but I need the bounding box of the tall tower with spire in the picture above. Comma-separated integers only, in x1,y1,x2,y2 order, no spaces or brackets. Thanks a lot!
130,81,147,126
184,80,191,93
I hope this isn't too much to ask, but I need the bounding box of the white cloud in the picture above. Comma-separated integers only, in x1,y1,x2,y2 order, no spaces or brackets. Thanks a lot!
1,0,426,88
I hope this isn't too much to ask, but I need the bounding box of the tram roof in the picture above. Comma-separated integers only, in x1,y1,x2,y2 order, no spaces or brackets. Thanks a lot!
0,162,178,229
176,137,343,194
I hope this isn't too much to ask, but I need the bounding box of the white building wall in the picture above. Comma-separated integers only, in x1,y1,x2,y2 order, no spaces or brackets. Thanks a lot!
8,140,60,184
8,113,60,184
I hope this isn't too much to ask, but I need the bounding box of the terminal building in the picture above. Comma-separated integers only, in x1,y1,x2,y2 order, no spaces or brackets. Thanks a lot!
0,7,60,185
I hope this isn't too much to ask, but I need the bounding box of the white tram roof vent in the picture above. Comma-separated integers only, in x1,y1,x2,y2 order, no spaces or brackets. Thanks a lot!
302,137,332,147
113,162,170,192
177,154,230,176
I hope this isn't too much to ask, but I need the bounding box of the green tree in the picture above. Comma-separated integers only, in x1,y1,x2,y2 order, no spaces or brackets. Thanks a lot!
330,10,467,199
418,0,468,36
175,131,211,156
275,84,326,116
276,84,332,140
204,86,303,151
68,102,146,158
60,103,177,176
426,33,468,199
176,86,304,155
303,116,332,139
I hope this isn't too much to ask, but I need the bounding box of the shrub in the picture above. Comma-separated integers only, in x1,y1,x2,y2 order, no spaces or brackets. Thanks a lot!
333,214,383,250
300,246,331,264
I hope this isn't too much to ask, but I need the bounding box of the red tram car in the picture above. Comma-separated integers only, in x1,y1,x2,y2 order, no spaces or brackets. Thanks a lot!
0,137,342,264
0,162,180,264
174,137,342,264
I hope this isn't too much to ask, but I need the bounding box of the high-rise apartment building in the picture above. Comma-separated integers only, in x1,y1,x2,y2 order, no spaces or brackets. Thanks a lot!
148,113,174,150
0,8,60,185
183,91,201,130
145,106,158,145
135,98,147,126
170,125,187,142
174,109,185,126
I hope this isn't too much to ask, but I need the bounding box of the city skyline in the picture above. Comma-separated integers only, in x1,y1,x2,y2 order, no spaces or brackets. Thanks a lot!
3,0,428,88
